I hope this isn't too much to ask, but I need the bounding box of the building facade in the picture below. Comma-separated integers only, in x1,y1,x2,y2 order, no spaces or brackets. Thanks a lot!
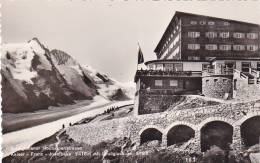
135,11,260,115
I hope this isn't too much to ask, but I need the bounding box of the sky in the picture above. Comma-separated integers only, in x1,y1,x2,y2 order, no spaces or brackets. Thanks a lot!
2,0,260,82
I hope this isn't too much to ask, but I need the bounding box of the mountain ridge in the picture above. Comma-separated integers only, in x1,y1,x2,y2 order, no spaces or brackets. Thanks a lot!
1,38,134,113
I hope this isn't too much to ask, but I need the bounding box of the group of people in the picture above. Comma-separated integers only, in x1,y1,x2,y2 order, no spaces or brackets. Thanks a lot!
103,106,120,114
61,122,73,129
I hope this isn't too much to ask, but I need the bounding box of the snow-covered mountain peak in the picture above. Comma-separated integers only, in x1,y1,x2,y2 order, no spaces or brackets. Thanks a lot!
2,39,53,84
1,38,134,113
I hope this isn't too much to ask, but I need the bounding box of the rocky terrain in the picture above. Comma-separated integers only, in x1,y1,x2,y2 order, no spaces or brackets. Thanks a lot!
1,38,134,113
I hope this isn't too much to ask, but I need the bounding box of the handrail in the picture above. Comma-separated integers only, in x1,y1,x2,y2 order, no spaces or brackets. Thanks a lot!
135,70,202,77
203,68,233,75
240,72,248,79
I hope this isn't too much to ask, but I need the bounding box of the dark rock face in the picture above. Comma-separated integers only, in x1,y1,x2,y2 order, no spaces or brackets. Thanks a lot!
1,69,32,113
50,49,97,97
110,88,130,101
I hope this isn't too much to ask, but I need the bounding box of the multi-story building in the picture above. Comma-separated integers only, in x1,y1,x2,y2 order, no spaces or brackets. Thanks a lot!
134,11,260,115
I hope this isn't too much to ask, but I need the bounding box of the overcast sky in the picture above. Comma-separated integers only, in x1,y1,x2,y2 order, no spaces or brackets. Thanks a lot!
2,0,260,82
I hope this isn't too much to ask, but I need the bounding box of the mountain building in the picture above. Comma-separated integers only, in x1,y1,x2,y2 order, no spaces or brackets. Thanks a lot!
134,11,260,115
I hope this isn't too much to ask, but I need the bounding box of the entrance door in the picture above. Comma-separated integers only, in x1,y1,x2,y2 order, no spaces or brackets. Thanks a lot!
225,61,236,69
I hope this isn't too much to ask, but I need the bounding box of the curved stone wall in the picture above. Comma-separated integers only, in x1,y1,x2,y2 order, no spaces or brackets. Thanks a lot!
202,75,233,99
67,101,260,152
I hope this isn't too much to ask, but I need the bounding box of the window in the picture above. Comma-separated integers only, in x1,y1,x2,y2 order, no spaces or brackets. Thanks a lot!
233,32,245,38
188,32,200,38
223,22,230,26
219,45,231,51
225,62,236,69
200,21,206,25
241,62,251,72
202,64,210,70
173,35,180,45
208,21,215,25
247,45,258,51
190,21,197,25
187,44,200,50
223,79,227,82
188,56,201,61
155,80,163,86
170,80,178,87
173,63,183,71
156,64,164,70
247,33,258,39
257,62,260,71
206,32,217,38
165,64,173,71
214,79,218,82
219,32,230,38
148,64,155,70
205,44,218,50
206,80,209,83
162,50,167,59
170,47,180,58
233,45,245,51
169,42,174,49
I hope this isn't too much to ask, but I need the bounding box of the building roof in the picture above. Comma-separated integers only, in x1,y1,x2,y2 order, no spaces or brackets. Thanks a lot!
154,11,260,53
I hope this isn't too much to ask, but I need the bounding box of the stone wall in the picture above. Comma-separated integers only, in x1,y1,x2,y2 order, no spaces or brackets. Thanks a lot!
67,118,130,146
202,75,233,99
67,101,260,151
138,93,186,114
233,71,260,101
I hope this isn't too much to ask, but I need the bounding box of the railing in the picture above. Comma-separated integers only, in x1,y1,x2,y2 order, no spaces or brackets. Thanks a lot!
251,68,260,78
240,72,248,79
135,70,202,77
234,69,247,79
202,68,234,76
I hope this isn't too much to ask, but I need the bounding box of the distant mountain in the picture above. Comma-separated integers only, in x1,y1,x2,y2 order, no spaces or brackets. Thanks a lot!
1,38,134,113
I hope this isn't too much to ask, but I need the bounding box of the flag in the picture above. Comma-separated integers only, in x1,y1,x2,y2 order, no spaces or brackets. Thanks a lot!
138,47,144,64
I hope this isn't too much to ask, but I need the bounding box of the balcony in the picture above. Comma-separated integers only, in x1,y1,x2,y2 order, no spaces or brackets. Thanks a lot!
135,70,202,79
202,68,234,76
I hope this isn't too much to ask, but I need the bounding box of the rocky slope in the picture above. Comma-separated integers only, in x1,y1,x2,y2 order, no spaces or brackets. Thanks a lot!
1,38,134,113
